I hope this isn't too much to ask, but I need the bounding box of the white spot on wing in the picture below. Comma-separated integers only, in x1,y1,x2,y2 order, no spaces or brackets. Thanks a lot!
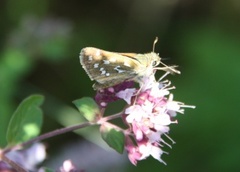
101,70,106,75
124,61,131,67
103,60,110,64
94,63,99,68
88,56,93,61
114,66,125,73
118,70,125,73
100,67,104,71
106,73,110,76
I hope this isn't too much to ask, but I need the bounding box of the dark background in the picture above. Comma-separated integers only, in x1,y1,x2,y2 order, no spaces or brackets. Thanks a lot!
0,0,240,171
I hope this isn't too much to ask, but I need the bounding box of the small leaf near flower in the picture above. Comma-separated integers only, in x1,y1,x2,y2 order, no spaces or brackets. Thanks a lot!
7,94,44,146
72,97,100,122
100,124,125,154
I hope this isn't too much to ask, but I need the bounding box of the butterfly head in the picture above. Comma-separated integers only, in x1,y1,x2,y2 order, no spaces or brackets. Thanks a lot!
149,52,161,67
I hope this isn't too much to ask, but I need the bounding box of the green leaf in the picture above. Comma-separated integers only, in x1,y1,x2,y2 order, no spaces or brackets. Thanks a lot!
100,124,125,154
72,97,100,122
7,94,44,146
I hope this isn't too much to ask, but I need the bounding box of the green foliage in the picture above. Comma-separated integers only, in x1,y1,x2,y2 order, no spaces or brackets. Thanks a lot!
100,124,125,154
0,12,72,146
6,0,48,23
0,49,33,146
73,97,100,122
7,95,44,146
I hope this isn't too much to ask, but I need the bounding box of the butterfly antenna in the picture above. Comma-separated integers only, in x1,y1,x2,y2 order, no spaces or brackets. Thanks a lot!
159,60,181,74
153,37,158,52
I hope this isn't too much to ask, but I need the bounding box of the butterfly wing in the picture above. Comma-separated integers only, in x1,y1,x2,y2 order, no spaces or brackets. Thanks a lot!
80,47,141,89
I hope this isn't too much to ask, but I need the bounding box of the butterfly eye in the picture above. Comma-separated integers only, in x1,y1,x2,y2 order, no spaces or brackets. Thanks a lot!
152,61,158,66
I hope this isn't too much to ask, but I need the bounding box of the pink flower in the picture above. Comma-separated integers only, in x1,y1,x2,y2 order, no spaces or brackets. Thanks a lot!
116,88,136,104
138,142,166,164
95,81,134,108
125,137,142,166
121,71,195,165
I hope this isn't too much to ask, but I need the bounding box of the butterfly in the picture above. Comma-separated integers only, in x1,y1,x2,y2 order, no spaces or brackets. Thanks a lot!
80,38,179,90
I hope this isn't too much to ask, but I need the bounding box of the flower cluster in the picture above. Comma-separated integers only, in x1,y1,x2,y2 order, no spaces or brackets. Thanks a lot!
95,71,195,165
120,74,182,165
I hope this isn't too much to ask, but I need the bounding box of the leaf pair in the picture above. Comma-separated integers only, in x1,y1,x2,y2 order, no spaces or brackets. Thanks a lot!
73,97,125,154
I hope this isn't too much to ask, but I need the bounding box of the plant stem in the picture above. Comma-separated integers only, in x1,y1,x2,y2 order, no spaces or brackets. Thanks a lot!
4,121,93,154
1,154,27,172
3,110,124,155
98,110,124,124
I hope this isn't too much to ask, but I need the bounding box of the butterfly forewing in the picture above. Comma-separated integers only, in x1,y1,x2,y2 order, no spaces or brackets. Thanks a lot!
80,47,163,90
80,47,146,89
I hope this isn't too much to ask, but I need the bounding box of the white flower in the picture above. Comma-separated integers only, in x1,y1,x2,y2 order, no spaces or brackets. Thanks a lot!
125,105,146,123
116,88,136,104
139,142,166,165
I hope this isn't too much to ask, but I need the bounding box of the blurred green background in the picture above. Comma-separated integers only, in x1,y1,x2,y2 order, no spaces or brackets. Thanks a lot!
0,0,240,171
